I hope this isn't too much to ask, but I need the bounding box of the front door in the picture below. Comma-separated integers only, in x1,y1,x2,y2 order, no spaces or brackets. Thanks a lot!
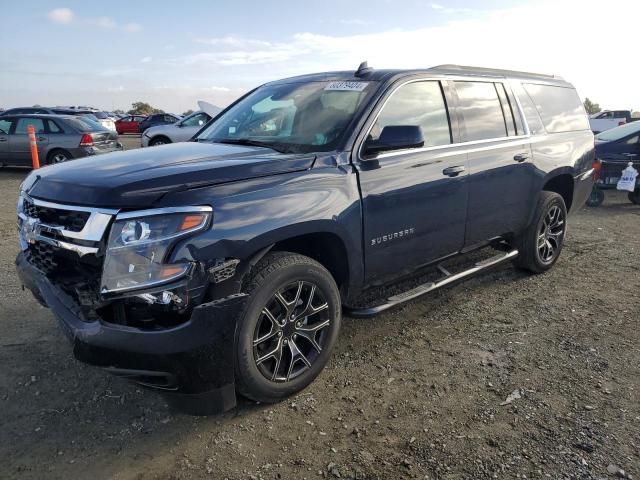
9,117,49,165
354,80,469,282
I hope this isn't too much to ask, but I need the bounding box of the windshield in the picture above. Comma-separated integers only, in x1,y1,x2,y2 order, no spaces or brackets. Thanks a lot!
595,121,640,142
196,80,375,153
92,111,109,119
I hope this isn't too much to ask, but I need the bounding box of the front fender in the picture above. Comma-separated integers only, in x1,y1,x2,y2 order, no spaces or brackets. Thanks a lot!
163,164,364,294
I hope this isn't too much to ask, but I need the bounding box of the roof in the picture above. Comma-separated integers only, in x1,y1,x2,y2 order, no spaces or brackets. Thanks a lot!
269,64,571,87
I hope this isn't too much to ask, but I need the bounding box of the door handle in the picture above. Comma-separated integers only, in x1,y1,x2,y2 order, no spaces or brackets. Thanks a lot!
442,165,466,177
514,153,529,162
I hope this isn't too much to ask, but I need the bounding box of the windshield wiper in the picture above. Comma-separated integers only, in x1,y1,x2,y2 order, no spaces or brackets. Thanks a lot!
211,138,295,154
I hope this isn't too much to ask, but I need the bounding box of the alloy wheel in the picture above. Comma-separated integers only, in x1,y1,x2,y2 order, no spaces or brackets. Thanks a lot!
537,205,565,263
253,281,330,382
51,153,68,163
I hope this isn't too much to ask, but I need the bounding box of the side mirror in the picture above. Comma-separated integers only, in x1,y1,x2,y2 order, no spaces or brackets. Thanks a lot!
363,125,424,157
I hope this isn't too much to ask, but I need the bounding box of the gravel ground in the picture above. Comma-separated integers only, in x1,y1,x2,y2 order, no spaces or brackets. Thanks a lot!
0,154,638,479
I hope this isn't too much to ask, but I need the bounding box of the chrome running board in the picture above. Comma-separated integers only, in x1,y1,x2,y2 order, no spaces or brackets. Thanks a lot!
346,249,519,318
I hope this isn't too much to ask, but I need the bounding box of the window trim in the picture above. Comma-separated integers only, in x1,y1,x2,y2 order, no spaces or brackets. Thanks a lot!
356,77,533,163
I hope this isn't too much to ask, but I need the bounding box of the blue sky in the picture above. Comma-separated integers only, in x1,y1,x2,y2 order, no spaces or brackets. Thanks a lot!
1,0,638,113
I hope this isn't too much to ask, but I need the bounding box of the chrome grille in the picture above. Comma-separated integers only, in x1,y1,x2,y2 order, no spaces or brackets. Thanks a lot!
23,197,90,232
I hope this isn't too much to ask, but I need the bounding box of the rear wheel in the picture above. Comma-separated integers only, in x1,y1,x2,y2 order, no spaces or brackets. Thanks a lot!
628,188,640,205
586,188,604,207
235,252,341,403
46,149,71,165
513,191,567,273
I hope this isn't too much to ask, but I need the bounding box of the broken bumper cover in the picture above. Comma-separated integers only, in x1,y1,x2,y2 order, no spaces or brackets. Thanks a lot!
16,252,244,415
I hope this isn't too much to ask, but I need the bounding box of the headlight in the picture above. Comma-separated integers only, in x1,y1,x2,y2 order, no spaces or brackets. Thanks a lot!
101,206,212,294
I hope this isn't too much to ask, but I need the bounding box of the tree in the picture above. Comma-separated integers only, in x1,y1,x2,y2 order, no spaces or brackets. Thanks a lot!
128,101,164,115
583,98,601,115
182,109,194,116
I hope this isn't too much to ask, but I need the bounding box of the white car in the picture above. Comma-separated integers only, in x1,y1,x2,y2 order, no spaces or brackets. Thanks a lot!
141,110,212,147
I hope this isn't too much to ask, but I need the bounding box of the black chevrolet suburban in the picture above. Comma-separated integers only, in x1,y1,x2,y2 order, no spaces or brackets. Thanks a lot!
16,64,595,414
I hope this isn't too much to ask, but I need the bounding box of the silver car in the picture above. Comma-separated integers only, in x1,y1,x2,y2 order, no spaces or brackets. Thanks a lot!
141,111,212,147
0,114,122,167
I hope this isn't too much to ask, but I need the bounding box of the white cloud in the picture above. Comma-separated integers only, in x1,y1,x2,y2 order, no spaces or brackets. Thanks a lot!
48,8,74,24
176,0,640,109
208,86,231,92
123,22,142,33
430,3,473,14
93,16,117,28
141,56,152,63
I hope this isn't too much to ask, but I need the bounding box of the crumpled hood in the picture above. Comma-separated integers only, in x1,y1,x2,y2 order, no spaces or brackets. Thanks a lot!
25,142,315,208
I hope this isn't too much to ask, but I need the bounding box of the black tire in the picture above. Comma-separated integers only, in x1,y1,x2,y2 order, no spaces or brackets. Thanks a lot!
628,189,640,205
149,136,171,147
46,149,71,165
235,252,341,403
513,191,567,274
586,188,605,207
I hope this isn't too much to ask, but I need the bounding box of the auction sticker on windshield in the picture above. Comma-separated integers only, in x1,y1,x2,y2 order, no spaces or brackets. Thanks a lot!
324,81,369,91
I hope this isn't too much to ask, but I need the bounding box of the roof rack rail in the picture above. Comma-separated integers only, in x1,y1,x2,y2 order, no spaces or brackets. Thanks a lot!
431,64,563,81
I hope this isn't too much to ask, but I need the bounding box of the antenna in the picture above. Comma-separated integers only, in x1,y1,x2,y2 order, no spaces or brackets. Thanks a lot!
355,61,373,78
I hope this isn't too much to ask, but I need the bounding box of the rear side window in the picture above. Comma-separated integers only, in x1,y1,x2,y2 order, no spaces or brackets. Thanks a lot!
522,83,590,133
15,118,46,134
47,119,64,133
511,82,545,135
370,81,451,148
0,118,12,134
455,81,507,141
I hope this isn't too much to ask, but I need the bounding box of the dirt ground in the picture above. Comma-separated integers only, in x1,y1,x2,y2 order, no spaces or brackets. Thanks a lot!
1,155,638,479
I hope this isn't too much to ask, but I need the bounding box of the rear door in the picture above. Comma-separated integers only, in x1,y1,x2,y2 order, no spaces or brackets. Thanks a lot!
8,117,49,165
0,117,12,162
454,80,534,247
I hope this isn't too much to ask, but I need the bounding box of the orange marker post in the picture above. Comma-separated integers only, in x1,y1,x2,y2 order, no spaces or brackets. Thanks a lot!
27,125,40,169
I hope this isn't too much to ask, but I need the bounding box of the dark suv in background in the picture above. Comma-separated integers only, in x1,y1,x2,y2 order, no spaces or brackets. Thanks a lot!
16,64,595,414
138,113,181,133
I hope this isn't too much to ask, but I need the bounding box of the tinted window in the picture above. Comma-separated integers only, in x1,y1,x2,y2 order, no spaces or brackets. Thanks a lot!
61,117,104,132
595,121,640,142
523,83,590,133
369,81,451,148
164,115,177,123
456,81,507,141
15,118,46,134
47,119,63,134
0,118,12,134
511,82,545,136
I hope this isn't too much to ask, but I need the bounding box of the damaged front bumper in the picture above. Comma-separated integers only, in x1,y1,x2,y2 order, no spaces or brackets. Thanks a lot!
16,252,245,415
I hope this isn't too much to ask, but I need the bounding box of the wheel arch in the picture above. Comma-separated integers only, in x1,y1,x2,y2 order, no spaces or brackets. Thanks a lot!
46,147,73,164
542,170,575,212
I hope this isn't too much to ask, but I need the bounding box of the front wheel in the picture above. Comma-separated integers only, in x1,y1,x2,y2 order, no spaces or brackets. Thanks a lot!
513,191,567,274
235,252,341,403
149,136,170,146
628,188,640,205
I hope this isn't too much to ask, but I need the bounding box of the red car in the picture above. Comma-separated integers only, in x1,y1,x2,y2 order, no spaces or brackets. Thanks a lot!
115,115,147,135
